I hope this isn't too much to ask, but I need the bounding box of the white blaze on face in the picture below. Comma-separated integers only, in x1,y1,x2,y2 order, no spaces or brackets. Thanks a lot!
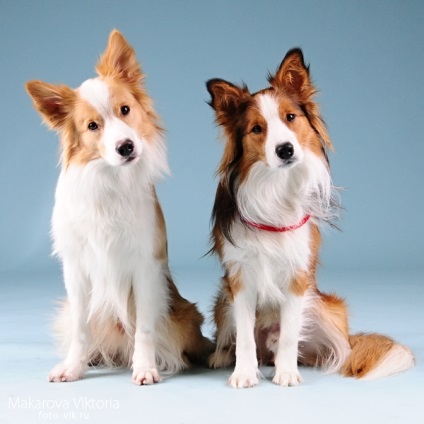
257,93,304,169
78,78,143,166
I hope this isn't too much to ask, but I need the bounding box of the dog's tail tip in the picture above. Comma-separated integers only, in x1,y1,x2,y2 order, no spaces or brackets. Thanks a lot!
359,343,415,381
341,333,414,380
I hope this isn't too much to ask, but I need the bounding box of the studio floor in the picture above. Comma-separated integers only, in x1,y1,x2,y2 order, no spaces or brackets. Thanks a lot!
1,267,423,424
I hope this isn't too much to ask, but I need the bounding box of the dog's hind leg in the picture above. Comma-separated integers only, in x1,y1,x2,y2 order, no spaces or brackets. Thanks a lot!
165,277,214,368
208,289,236,369
298,290,351,373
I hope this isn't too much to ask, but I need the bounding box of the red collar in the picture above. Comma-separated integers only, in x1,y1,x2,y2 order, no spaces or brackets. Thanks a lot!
242,214,311,233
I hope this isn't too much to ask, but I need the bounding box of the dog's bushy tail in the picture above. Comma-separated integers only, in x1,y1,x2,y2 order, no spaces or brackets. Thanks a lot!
341,333,414,380
301,291,414,380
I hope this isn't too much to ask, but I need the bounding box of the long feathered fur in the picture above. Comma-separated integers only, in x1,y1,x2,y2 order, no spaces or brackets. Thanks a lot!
26,30,213,384
206,48,414,388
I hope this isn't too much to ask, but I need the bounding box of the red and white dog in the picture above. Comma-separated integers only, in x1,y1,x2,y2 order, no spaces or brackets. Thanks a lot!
207,49,414,388
26,30,212,384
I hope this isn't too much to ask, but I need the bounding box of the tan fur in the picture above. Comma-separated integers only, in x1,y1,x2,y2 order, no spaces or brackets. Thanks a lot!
209,290,236,369
342,334,395,378
223,266,244,301
289,272,310,296
237,98,268,181
166,278,214,365
153,188,170,264
268,50,333,151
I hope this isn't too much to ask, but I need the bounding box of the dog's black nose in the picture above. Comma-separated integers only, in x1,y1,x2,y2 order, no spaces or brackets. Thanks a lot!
275,142,294,160
116,140,134,157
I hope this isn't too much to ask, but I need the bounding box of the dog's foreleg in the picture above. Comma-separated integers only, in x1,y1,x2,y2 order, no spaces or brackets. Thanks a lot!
49,261,91,382
228,275,259,388
272,291,304,386
131,263,166,385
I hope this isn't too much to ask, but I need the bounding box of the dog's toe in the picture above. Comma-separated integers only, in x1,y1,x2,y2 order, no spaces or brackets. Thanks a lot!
228,368,260,389
132,368,161,385
272,369,303,387
48,363,85,383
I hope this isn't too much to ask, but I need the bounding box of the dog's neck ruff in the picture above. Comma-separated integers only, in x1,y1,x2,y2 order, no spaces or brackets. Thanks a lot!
241,214,311,233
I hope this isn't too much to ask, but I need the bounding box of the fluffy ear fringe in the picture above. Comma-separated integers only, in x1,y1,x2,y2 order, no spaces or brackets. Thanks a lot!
269,48,333,151
25,80,75,130
96,29,144,85
268,48,311,97
206,78,250,120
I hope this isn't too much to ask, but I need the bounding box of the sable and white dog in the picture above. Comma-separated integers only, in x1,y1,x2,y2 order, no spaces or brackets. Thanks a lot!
206,49,414,388
26,30,212,384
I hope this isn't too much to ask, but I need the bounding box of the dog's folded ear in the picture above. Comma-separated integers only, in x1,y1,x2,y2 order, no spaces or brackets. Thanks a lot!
25,81,75,130
96,29,144,85
206,78,250,127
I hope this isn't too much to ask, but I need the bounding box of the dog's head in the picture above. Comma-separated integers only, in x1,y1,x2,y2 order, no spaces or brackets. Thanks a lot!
26,30,166,172
207,49,337,239
207,48,332,178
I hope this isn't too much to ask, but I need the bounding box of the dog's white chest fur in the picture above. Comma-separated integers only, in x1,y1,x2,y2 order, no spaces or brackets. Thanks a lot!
223,222,311,305
52,160,157,324
53,162,154,258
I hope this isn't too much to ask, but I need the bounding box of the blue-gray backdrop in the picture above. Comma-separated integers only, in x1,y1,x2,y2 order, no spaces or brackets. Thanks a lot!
1,0,423,275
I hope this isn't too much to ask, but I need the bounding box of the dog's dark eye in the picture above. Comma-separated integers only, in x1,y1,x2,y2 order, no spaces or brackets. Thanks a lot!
88,122,98,131
286,114,296,122
121,105,130,116
251,125,262,134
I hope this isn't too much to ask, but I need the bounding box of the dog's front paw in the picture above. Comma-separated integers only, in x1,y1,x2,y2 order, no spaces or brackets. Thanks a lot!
228,368,260,389
272,369,303,387
48,362,86,382
132,368,161,385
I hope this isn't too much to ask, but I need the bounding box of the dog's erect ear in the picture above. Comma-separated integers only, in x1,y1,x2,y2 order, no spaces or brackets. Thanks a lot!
207,78,250,125
269,49,333,150
268,48,312,99
96,29,143,84
26,81,75,130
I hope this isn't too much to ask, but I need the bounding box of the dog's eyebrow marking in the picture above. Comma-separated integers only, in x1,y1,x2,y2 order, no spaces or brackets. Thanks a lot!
78,78,111,118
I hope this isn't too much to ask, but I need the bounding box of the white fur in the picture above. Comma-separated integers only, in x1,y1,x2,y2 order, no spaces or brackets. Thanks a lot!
235,94,339,250
221,220,312,387
228,276,260,388
300,294,351,373
48,78,172,384
360,344,415,381
272,291,304,386
258,94,304,169
237,93,338,229
78,78,111,116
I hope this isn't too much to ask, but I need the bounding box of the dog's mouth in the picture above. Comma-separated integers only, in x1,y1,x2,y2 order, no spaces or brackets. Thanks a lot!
123,154,139,164
278,157,298,168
